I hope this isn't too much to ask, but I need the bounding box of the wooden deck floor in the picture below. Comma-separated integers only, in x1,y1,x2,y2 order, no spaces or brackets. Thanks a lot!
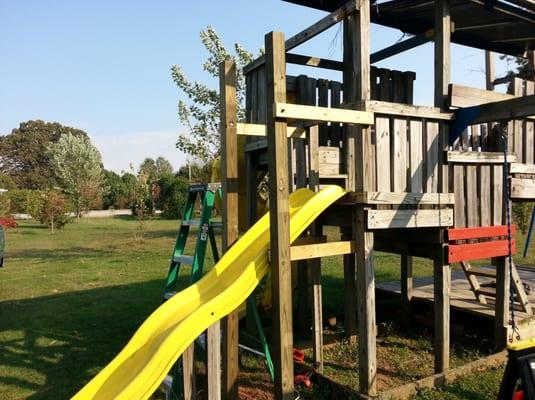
376,266,535,321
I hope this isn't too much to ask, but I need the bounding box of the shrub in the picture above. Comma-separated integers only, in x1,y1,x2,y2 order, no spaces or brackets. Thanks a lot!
8,189,43,216
155,175,188,219
512,202,533,234
38,191,72,232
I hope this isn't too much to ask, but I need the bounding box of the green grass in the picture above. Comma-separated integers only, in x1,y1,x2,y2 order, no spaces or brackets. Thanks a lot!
0,218,531,399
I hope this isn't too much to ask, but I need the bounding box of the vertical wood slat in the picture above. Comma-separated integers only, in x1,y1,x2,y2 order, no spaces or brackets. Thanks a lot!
220,59,239,400
479,165,491,227
330,81,343,146
370,66,380,101
492,165,504,225
425,122,439,192
525,81,534,164
453,165,466,227
513,78,524,162
403,71,416,105
378,68,391,101
391,70,404,103
391,118,408,191
265,31,294,400
409,120,423,192
375,117,391,192
318,79,330,146
465,165,478,227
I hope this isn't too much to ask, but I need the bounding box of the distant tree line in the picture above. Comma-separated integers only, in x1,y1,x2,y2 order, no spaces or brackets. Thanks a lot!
0,120,213,231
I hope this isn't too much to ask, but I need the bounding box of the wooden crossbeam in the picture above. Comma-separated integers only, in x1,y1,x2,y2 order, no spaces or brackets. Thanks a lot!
274,102,374,125
366,209,454,229
511,163,535,174
286,53,343,71
512,178,535,199
244,1,360,74
448,240,516,263
458,94,535,124
371,30,433,64
337,191,454,205
345,100,453,120
236,123,305,138
445,151,517,164
290,240,355,261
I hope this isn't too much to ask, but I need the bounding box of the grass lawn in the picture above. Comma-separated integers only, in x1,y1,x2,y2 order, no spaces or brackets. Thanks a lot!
0,217,532,399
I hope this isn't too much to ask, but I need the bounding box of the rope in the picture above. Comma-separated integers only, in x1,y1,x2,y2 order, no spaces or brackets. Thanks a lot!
502,126,520,342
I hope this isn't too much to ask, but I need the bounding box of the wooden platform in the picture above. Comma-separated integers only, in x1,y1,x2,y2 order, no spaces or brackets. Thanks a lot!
377,266,535,321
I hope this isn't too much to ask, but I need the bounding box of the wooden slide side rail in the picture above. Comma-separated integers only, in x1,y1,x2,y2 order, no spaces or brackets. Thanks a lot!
447,225,517,263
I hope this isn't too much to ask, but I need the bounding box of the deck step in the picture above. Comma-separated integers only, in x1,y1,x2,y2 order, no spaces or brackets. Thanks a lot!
467,267,496,278
173,255,194,264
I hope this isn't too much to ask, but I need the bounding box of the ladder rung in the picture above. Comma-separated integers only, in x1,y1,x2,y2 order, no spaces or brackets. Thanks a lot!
477,287,520,301
163,291,177,300
182,219,222,229
467,267,496,278
173,255,194,264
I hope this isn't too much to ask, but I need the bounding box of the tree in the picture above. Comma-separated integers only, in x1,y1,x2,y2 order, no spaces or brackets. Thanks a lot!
171,26,256,162
48,133,104,217
154,174,188,219
38,190,71,233
155,156,174,178
139,156,174,182
0,120,88,189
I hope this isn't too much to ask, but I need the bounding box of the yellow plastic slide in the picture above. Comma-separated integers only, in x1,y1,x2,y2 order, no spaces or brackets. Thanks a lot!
73,185,345,400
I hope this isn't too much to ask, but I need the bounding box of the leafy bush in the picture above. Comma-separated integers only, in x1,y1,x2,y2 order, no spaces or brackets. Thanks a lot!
38,191,72,232
155,175,188,219
8,189,44,216
0,217,18,229
512,202,533,234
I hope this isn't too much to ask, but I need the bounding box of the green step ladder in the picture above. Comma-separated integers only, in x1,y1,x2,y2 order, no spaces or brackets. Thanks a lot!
162,183,273,399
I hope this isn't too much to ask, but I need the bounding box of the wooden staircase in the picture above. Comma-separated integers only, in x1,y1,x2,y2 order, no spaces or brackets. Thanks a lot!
460,261,532,314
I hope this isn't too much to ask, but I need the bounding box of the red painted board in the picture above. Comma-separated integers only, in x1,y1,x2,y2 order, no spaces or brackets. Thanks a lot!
448,239,516,263
447,225,516,241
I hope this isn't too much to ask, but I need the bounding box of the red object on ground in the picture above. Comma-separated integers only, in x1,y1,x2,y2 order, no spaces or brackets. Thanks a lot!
513,390,524,400
294,372,313,388
293,348,305,363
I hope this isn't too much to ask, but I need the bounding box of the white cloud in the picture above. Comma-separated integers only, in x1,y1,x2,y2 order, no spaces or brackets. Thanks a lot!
90,130,188,174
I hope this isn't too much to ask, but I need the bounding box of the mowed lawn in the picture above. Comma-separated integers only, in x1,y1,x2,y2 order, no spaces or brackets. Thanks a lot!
0,217,533,399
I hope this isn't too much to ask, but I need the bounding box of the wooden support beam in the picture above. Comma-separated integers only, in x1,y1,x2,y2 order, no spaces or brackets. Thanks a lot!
434,0,451,110
366,209,454,230
236,122,305,138
356,207,377,395
220,59,239,400
448,84,526,108
495,257,511,347
286,53,343,71
266,31,294,400
465,94,535,124
401,255,413,328
244,1,359,74
182,345,196,400
342,227,357,342
290,240,355,261
207,321,221,400
511,177,535,199
445,151,517,164
511,163,535,174
434,246,450,373
353,100,453,120
371,30,433,64
485,51,495,91
274,102,374,125
338,191,455,205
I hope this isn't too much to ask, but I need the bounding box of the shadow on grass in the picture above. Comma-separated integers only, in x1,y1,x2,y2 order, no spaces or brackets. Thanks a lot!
0,278,187,400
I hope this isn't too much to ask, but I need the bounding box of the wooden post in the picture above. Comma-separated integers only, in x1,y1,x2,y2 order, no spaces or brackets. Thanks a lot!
356,207,377,395
266,31,294,400
434,0,451,110
345,1,376,395
434,0,451,374
495,256,511,347
485,51,495,91
183,345,196,400
434,245,451,373
343,227,357,341
220,59,239,400
401,255,413,328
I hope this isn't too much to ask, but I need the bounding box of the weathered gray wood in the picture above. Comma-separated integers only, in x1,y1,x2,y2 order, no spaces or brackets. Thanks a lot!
265,31,294,400
480,165,491,226
401,255,413,328
525,81,534,164
485,51,495,91
183,344,196,400
355,100,453,120
367,209,454,229
495,257,510,347
453,165,466,227
460,261,488,304
342,227,357,341
466,165,478,227
468,94,535,124
286,53,343,71
492,165,504,225
207,322,221,400
220,59,239,400
356,207,377,395
375,117,391,192
446,151,517,164
434,247,451,373
391,118,408,191
339,191,454,205
434,0,451,110
409,120,424,192
371,31,433,64
425,122,440,192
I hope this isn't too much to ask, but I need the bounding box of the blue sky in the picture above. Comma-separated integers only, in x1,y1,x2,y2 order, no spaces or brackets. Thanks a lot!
0,0,513,173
